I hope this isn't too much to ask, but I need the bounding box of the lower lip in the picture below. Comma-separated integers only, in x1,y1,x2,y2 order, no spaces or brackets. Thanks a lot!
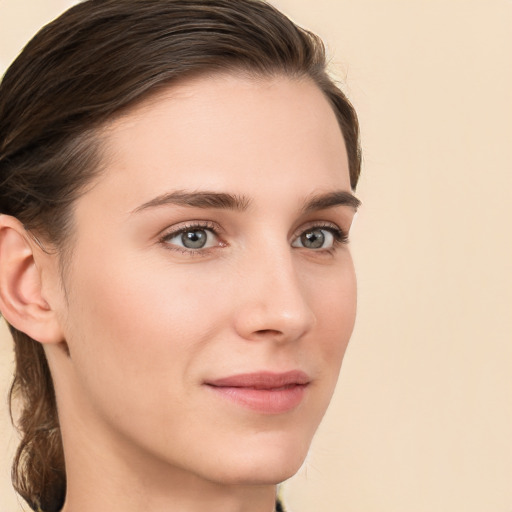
205,384,307,414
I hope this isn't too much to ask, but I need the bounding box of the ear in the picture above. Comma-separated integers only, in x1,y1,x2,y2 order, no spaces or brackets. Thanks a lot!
0,215,65,344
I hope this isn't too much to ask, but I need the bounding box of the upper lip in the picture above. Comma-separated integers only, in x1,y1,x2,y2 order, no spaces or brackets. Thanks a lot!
205,370,310,390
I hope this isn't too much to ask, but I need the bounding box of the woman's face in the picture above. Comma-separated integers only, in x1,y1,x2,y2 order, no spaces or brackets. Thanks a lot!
49,74,358,486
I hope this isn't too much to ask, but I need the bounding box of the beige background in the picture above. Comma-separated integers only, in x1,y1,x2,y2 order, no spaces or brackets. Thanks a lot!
1,1,511,511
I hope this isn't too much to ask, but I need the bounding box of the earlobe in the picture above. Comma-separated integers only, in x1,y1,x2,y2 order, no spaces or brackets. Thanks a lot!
0,215,64,344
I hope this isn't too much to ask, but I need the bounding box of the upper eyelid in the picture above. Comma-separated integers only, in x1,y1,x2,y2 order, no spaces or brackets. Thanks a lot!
158,222,224,255
158,220,223,239
291,220,345,238
157,219,347,246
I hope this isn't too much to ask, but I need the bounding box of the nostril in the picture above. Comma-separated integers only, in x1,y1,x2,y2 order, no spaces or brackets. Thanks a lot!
255,329,282,337
233,283,316,342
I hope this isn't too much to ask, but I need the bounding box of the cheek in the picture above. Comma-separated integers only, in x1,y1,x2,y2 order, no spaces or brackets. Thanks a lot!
308,256,357,360
60,255,230,448
62,249,220,397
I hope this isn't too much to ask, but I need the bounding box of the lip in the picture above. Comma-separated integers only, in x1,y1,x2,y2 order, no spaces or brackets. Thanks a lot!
204,370,310,414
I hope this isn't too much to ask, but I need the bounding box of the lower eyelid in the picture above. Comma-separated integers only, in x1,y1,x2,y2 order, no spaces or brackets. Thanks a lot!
158,222,348,253
290,227,348,251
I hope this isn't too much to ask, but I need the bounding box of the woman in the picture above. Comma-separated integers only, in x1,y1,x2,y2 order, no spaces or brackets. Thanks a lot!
0,1,361,511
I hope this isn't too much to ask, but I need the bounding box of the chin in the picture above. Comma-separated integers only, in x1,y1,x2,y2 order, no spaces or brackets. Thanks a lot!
212,458,306,487
203,430,313,486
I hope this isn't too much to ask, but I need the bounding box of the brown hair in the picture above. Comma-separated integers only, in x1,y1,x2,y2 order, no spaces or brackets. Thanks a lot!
0,1,361,511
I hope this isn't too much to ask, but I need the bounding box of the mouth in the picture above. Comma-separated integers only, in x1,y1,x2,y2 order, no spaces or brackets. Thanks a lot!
204,370,310,414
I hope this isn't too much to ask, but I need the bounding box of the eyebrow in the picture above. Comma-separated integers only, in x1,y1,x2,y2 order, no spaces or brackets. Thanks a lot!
131,190,251,214
131,189,360,214
301,190,361,213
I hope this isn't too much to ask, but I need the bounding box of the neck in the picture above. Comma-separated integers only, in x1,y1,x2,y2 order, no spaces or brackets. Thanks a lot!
58,402,278,512
62,471,277,512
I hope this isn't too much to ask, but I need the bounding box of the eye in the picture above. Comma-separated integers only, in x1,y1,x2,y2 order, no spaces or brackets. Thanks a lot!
291,225,347,250
160,223,222,252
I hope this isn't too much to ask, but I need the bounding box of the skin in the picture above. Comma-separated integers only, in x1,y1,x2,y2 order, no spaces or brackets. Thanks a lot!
1,74,358,512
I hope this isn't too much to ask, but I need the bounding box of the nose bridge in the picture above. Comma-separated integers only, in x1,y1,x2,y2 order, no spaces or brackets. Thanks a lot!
234,241,316,341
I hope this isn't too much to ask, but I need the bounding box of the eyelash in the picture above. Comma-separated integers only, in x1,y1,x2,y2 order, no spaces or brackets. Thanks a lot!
159,221,223,256
158,221,349,256
294,222,349,253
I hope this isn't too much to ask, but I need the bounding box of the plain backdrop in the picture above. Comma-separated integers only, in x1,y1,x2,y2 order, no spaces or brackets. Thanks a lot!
1,1,511,511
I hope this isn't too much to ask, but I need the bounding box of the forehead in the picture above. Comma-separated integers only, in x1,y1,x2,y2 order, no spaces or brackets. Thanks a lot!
85,73,350,213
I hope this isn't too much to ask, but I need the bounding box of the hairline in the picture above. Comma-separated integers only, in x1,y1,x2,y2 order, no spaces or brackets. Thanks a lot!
49,68,331,293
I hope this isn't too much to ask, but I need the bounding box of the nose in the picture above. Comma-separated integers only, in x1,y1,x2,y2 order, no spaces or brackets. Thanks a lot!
233,250,316,343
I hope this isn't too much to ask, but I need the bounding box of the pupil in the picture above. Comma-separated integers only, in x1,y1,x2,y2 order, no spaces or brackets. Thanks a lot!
181,230,207,249
301,229,324,249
